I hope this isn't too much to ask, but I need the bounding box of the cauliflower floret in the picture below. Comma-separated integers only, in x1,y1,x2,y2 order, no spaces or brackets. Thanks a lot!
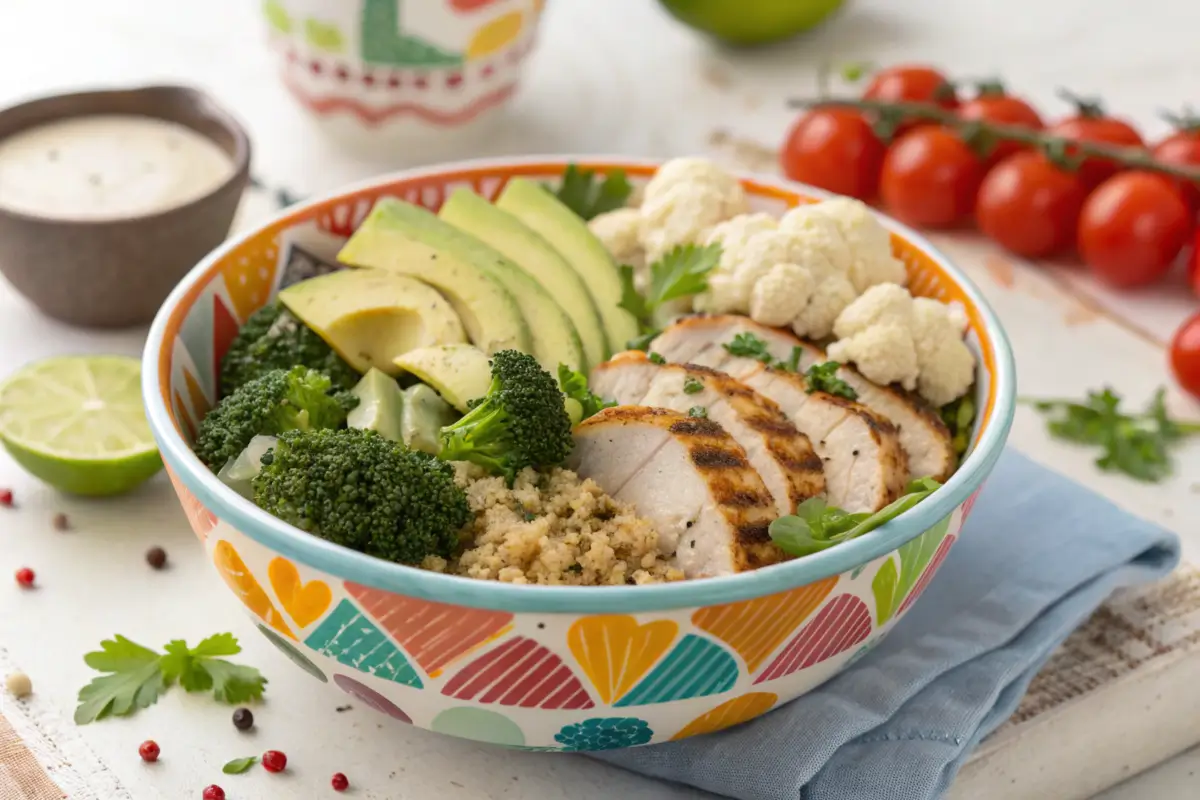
911,298,976,406
589,208,645,271
791,269,857,339
827,323,920,390
693,214,784,312
806,197,908,292
749,263,814,326
640,158,750,261
778,205,854,273
832,283,914,339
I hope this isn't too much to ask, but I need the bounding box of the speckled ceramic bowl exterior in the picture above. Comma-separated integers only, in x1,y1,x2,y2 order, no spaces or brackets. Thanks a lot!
0,85,250,328
142,157,1015,751
264,0,543,157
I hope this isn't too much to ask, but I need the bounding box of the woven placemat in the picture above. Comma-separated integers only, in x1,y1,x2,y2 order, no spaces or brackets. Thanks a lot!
0,711,63,800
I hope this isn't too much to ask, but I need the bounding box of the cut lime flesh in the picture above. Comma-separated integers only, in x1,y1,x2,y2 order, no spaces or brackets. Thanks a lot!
0,355,162,496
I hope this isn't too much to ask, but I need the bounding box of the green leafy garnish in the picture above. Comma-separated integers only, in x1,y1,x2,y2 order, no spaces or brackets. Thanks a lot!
940,394,976,457
804,361,857,400
688,406,708,418
723,334,802,373
769,477,941,557
626,330,661,351
619,244,723,338
223,756,259,775
546,164,632,221
75,634,266,725
558,364,616,425
1022,387,1200,482
648,352,666,365
683,376,704,395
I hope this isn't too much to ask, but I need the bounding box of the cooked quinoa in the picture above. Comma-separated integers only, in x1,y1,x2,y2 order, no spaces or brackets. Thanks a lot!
421,464,685,586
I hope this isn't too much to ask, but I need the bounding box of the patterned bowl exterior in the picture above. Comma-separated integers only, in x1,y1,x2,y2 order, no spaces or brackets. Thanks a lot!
142,158,1015,751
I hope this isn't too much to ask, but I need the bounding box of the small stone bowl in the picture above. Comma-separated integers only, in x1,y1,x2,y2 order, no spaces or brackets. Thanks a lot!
0,85,251,328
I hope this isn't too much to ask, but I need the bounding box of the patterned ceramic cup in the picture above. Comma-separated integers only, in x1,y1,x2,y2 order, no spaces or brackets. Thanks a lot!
262,0,543,158
142,157,1016,751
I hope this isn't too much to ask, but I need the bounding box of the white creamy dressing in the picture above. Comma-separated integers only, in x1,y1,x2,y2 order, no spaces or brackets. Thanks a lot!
0,115,235,219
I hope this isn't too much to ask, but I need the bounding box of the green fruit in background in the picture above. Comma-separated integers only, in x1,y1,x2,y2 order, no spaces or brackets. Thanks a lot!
657,0,846,46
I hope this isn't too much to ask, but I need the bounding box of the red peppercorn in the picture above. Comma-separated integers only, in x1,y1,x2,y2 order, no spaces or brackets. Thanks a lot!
202,786,225,800
331,772,350,791
138,740,160,762
262,750,287,773
0,488,13,507
14,568,35,588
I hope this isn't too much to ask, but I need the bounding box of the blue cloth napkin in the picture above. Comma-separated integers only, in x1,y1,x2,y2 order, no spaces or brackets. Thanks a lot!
594,449,1181,800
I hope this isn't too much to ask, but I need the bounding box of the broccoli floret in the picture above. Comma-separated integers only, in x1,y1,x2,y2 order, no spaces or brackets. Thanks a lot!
438,350,573,482
195,366,357,471
219,302,359,397
253,428,469,564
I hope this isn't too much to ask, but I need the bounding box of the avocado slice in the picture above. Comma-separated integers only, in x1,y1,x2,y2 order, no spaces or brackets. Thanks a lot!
401,384,459,456
393,344,493,413
347,368,405,442
439,188,607,369
496,178,638,355
359,199,584,372
279,268,466,375
338,201,530,356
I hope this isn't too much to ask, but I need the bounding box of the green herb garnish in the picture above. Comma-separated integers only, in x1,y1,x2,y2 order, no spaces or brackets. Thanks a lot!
723,333,802,373
546,164,632,221
619,244,723,339
1022,387,1200,482
769,477,941,557
688,406,708,418
648,352,666,365
558,363,616,424
223,756,259,775
75,633,266,725
804,361,858,400
683,376,704,394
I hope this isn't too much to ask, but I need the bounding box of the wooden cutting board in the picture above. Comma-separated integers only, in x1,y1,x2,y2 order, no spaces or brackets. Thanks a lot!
949,563,1200,799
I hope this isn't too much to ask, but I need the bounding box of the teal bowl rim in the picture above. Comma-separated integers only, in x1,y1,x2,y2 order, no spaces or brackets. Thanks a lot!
142,155,1017,615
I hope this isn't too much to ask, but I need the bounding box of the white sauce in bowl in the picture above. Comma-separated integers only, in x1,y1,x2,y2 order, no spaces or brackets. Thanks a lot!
0,115,235,220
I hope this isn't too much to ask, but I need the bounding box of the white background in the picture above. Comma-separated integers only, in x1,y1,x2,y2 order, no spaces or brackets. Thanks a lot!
0,0,1198,797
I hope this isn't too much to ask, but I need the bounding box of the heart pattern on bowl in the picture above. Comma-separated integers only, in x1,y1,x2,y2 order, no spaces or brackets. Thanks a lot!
268,557,332,628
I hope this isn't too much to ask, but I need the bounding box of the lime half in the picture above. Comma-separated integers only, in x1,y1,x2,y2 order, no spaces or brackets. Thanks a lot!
0,355,162,496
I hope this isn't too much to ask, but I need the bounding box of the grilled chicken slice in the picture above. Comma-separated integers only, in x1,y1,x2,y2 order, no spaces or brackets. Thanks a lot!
569,406,787,578
651,315,956,482
591,353,824,515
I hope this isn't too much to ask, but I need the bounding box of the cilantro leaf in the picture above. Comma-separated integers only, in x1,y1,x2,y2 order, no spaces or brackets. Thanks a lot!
189,632,243,658
223,756,259,775
75,636,165,725
558,364,616,424
620,245,723,341
769,478,942,557
688,406,708,418
804,361,858,400
546,164,633,221
723,334,804,373
202,659,267,704
1023,386,1200,482
683,376,704,395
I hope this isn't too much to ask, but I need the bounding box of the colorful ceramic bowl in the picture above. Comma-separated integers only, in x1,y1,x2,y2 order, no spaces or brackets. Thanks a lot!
142,157,1015,751
263,0,543,158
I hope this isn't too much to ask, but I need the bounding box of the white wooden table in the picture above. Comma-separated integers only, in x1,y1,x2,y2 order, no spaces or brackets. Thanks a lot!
0,0,1197,797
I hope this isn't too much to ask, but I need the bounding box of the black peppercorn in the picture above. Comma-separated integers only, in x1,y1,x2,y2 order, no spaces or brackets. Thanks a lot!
145,547,167,570
232,707,254,731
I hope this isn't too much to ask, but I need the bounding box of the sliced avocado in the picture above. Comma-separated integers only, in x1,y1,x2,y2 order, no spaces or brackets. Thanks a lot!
338,200,530,356
401,384,459,455
347,368,405,442
496,178,638,355
279,268,466,375
394,344,492,413
439,188,607,369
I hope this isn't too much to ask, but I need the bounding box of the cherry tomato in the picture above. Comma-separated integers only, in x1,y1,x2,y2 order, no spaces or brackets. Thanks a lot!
1170,311,1200,400
1152,126,1200,215
879,126,985,228
863,64,958,109
958,91,1045,167
1047,94,1144,190
1189,230,1200,297
781,108,885,200
975,152,1086,258
1077,171,1191,287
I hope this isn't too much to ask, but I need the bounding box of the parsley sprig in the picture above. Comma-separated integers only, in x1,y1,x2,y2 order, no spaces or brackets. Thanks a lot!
803,361,858,400
769,478,941,557
722,333,803,373
75,633,266,725
620,244,723,348
558,364,616,425
546,164,633,221
1023,387,1200,482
